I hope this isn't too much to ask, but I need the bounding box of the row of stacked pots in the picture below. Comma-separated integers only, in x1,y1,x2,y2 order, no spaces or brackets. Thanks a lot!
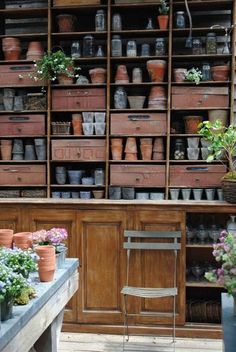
2,38,44,61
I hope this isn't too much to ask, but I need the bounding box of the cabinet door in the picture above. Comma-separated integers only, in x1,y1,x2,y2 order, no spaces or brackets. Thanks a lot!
0,206,21,232
26,208,78,323
132,210,186,325
77,210,128,324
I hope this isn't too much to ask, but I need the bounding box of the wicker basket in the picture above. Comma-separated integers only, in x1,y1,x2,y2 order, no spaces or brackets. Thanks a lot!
21,189,47,198
51,122,71,135
222,179,236,203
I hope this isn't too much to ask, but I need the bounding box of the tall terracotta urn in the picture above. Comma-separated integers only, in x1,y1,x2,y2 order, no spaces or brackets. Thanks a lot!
35,245,56,282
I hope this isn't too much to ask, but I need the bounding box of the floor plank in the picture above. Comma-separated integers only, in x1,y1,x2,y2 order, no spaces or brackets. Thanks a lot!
59,333,223,352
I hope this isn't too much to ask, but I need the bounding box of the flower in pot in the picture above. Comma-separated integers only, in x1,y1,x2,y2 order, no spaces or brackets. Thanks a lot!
157,0,169,30
30,50,80,85
198,120,236,203
185,67,203,85
205,230,236,307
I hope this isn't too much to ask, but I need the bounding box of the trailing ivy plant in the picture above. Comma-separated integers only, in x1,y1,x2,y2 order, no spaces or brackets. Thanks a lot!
185,67,203,85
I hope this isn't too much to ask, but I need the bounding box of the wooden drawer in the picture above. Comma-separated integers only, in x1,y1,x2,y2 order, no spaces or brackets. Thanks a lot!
0,64,40,86
51,139,106,161
169,165,226,187
0,115,45,136
52,89,106,110
0,165,46,185
110,113,167,135
53,0,100,5
110,165,165,187
171,87,229,109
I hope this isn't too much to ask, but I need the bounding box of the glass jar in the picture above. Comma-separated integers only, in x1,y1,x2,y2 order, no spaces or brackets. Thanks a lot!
202,62,211,81
192,38,202,55
175,11,186,29
82,35,95,57
174,138,185,160
206,32,217,54
155,38,166,56
111,35,122,57
95,9,106,31
112,13,122,31
141,43,150,57
114,86,127,109
126,40,137,57
95,45,104,57
94,168,105,185
132,67,142,83
71,41,81,59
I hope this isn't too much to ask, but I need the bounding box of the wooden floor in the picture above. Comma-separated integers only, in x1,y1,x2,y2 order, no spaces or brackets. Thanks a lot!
59,333,223,352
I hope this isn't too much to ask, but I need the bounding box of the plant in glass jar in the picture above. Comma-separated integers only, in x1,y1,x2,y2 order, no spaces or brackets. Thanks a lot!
185,67,202,85
198,120,236,203
157,0,169,30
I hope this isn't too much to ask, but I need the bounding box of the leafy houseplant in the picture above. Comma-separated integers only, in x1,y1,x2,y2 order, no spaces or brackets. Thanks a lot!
198,120,236,203
185,67,203,85
30,50,79,84
157,0,169,30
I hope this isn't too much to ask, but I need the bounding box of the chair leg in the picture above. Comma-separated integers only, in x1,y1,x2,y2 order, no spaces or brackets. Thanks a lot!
123,294,129,352
173,295,176,352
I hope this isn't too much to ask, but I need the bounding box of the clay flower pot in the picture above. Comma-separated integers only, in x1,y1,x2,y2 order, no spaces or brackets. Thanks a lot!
2,37,21,61
140,138,153,160
0,229,14,248
147,60,167,82
26,41,44,61
111,138,123,160
35,245,56,282
211,65,230,81
57,73,74,85
125,137,137,153
1,139,12,160
173,68,187,82
115,65,129,84
128,96,146,109
148,86,166,109
89,68,106,84
184,115,203,134
57,14,76,32
125,152,138,160
157,15,169,30
13,232,32,249
72,113,82,135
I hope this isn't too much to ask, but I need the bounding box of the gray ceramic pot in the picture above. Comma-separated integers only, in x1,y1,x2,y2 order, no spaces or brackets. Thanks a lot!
122,187,135,200
109,186,121,200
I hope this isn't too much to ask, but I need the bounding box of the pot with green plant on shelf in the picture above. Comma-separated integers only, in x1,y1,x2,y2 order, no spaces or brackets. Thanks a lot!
198,120,236,203
185,67,203,85
157,0,169,30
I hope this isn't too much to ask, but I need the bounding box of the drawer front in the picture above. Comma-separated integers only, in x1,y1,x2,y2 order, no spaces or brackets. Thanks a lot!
169,165,226,187
52,89,106,110
0,165,46,185
0,115,45,136
110,113,167,135
110,165,165,187
54,0,100,5
0,65,41,86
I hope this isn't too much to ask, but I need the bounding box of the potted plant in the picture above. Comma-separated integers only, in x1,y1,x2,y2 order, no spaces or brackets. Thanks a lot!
157,0,169,30
31,50,80,84
205,230,236,313
185,67,203,85
198,120,236,203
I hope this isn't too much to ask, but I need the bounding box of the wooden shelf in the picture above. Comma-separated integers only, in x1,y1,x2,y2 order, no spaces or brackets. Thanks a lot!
52,31,107,38
50,134,105,138
50,160,106,163
0,110,47,114
110,82,168,86
110,134,167,137
110,108,167,112
186,281,222,288
169,160,224,163
186,244,214,248
172,54,231,60
173,0,233,10
0,160,46,163
51,109,106,113
0,34,48,40
0,8,48,17
111,29,168,37
171,107,230,110
110,56,168,61
171,81,231,85
51,4,107,11
109,160,166,163
51,83,106,88
51,184,105,188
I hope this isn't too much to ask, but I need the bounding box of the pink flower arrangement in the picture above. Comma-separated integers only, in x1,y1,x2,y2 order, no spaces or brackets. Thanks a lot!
32,228,68,249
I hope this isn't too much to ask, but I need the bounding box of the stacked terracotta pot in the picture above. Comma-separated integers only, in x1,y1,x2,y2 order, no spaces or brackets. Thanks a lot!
35,245,56,282
111,138,123,160
153,138,164,160
0,229,14,248
140,138,152,160
125,137,137,160
72,113,83,135
0,140,12,160
115,65,129,83
13,232,32,250
89,68,106,84
148,87,166,109
2,37,21,61
146,60,167,82
26,41,44,61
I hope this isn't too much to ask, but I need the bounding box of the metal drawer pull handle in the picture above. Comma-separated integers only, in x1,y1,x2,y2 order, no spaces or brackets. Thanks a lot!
11,66,32,71
186,167,208,171
128,115,150,121
9,116,29,121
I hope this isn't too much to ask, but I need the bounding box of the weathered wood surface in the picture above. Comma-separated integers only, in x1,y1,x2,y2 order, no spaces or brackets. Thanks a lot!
0,259,79,352
59,333,223,352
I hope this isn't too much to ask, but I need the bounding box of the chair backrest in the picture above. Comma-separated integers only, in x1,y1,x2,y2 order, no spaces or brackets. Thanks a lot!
124,230,181,287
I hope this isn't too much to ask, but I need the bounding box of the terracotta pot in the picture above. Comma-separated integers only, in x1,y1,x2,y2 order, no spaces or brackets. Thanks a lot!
146,60,167,82
36,245,56,282
173,68,187,82
57,14,76,32
125,152,138,160
57,74,74,85
184,115,203,134
0,229,14,248
125,137,137,153
1,143,12,160
148,86,166,109
26,41,44,61
38,269,55,282
115,65,129,84
92,190,104,199
211,65,230,81
89,68,106,84
111,138,123,146
13,232,32,249
35,245,55,258
140,144,152,160
2,37,21,61
153,151,164,160
140,138,152,145
72,113,82,135
111,139,123,160
157,15,169,30
208,110,228,126
153,137,164,151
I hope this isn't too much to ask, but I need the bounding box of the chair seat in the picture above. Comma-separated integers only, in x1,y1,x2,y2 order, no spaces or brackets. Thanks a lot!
121,286,177,298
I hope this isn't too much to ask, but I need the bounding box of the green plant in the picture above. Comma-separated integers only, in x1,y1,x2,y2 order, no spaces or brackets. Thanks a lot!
205,230,236,296
185,67,202,85
158,0,169,15
29,50,80,82
198,120,236,179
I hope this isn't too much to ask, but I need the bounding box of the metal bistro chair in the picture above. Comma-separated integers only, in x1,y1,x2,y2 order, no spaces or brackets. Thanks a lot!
121,230,181,351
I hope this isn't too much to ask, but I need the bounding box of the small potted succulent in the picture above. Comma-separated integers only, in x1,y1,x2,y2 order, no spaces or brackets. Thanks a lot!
157,0,169,30
185,67,203,85
31,50,80,84
198,120,236,203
